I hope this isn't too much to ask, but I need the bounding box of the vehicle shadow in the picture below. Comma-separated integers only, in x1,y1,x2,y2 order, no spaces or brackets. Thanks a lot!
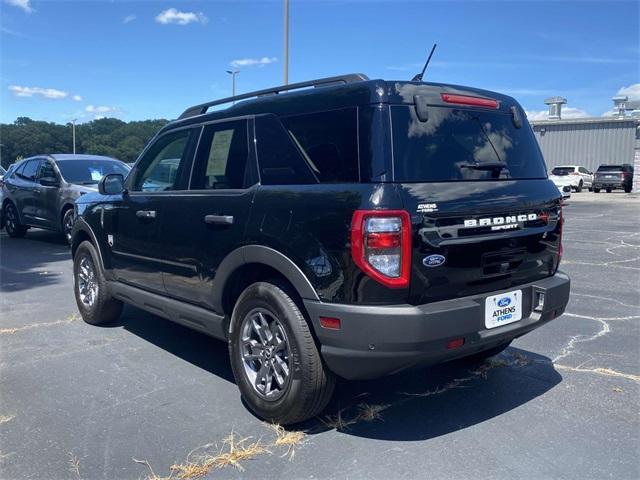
301,347,562,441
107,306,562,442
0,229,70,292
113,306,236,384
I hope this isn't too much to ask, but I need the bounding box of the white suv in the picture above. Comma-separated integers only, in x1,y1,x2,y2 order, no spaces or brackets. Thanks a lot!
549,165,593,192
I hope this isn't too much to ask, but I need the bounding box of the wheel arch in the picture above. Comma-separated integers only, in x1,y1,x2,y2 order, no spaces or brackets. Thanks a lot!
215,245,320,318
70,219,105,272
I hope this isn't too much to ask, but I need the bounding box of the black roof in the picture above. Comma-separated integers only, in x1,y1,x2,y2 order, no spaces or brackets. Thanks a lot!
162,73,519,134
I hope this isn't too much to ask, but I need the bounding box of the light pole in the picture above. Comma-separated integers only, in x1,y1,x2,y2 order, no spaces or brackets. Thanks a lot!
70,118,78,154
226,70,239,102
284,0,289,85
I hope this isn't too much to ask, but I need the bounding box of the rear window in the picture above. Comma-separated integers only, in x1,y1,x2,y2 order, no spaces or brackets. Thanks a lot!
391,106,547,182
552,167,575,175
597,165,623,172
280,108,359,183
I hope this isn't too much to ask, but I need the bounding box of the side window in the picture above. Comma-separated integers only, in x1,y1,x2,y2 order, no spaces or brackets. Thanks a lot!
39,160,57,179
19,159,41,181
191,120,250,190
255,115,317,185
132,129,195,192
13,162,26,177
280,108,359,183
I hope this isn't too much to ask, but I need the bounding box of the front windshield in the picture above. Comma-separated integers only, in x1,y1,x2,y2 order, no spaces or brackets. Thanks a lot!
56,159,129,185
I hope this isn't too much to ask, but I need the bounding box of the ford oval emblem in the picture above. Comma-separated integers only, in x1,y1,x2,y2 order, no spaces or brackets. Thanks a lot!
497,297,511,307
423,254,446,267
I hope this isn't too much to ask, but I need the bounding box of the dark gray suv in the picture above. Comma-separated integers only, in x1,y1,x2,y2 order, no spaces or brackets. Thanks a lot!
1,154,129,241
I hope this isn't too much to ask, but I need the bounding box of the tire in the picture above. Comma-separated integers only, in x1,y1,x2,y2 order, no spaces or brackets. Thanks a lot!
3,203,27,238
576,181,583,193
588,187,593,192
228,281,335,425
62,208,75,244
594,188,600,193
461,341,511,365
73,241,123,325
606,188,611,193
624,186,632,193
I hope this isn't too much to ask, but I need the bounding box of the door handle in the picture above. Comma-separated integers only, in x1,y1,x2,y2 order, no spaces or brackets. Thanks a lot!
204,214,234,225
136,210,157,219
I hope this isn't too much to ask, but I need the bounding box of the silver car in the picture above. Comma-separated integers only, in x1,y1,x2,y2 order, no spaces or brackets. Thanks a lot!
1,154,130,242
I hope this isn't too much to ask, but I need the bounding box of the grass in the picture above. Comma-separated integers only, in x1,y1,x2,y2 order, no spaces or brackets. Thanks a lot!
0,415,15,425
67,452,81,479
269,424,306,460
134,433,269,479
0,313,79,335
356,403,390,422
320,408,358,431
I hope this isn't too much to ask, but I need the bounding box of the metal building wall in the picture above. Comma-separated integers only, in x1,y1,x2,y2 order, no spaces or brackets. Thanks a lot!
531,120,636,172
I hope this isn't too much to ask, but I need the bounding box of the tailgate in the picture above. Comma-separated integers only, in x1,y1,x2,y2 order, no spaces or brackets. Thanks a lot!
400,180,562,304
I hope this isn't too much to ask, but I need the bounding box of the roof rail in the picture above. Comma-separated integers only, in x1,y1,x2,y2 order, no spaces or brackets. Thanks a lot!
178,73,370,120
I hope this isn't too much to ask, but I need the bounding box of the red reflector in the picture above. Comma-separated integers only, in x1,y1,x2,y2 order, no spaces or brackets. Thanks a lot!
319,317,341,330
441,93,499,109
366,232,401,249
447,338,465,349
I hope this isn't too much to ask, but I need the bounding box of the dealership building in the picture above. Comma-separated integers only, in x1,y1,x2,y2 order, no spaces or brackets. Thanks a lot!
529,95,640,191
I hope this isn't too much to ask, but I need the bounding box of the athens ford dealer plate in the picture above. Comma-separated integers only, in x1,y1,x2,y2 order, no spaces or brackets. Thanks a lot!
485,290,522,329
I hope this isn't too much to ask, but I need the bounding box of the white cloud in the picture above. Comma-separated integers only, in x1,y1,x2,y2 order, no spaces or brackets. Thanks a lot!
85,105,118,114
155,8,208,25
5,0,34,14
616,83,640,100
9,85,68,99
525,106,590,121
230,57,277,68
123,14,137,24
72,95,82,102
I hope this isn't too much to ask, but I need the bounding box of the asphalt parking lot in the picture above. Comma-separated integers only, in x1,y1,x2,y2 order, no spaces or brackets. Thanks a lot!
1,192,638,480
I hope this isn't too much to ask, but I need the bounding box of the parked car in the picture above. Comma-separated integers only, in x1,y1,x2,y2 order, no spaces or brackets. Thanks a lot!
593,164,634,193
549,165,593,192
70,74,570,424
1,154,130,241
557,185,571,200
0,163,19,230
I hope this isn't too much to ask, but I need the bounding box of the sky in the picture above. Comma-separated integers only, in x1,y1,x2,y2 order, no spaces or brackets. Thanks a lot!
1,0,638,124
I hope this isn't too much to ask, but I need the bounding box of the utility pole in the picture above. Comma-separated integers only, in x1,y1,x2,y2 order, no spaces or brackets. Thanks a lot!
70,119,78,154
284,0,289,85
226,70,239,103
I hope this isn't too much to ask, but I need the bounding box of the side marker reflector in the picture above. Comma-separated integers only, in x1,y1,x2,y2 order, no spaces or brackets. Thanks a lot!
320,317,341,330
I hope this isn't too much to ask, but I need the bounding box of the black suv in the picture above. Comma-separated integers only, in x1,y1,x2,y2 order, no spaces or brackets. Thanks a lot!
71,74,570,424
1,154,129,241
593,164,634,193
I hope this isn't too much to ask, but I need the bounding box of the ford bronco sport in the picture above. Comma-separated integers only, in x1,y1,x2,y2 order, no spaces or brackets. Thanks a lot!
71,74,570,424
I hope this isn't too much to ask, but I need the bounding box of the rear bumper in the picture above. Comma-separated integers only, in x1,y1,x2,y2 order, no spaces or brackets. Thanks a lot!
304,272,570,380
594,181,626,189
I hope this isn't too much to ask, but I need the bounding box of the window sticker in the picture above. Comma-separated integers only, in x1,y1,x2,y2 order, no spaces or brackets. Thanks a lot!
206,129,234,176
89,168,103,181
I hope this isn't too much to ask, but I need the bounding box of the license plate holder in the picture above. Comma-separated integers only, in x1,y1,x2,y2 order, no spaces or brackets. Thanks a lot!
485,290,522,329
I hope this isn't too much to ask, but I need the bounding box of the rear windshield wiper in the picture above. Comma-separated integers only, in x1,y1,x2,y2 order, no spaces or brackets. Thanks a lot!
460,161,507,172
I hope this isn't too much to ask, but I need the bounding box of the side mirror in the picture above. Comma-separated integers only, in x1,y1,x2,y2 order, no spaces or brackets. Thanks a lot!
99,173,125,195
39,176,59,187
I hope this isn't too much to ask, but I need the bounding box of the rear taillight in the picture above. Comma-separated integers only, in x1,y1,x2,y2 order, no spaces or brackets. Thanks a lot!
351,210,411,288
441,93,499,109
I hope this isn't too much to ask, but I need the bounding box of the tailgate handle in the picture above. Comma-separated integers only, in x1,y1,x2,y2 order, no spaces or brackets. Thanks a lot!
136,210,156,219
205,214,234,225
